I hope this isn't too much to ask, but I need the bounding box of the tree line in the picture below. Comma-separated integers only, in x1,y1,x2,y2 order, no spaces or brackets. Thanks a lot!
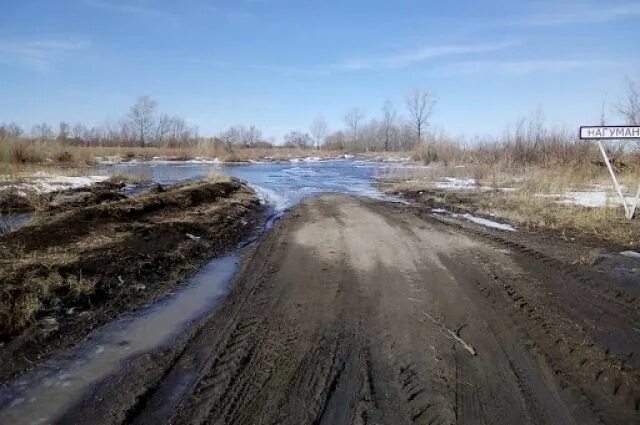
1,77,638,152
0,89,438,152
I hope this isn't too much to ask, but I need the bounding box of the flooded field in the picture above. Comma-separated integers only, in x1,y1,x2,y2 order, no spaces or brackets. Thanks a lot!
107,159,409,210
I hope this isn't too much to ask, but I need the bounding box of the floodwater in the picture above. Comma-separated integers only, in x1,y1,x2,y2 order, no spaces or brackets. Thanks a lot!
0,256,239,425
108,158,409,211
0,159,415,424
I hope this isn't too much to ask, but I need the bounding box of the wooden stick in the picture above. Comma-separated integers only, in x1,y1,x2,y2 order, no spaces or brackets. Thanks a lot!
422,311,477,356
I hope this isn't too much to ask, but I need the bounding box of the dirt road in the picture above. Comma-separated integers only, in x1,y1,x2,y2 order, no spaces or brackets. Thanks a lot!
63,195,639,424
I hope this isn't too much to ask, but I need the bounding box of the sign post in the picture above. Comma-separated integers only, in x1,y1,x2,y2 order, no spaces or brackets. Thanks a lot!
579,126,640,219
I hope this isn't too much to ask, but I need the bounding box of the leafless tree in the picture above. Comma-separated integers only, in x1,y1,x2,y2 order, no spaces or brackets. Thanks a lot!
72,122,87,143
284,131,312,148
0,122,24,139
381,100,397,151
155,114,172,143
310,116,328,150
57,122,70,144
618,77,640,125
242,125,263,147
324,130,347,150
31,123,54,142
344,108,365,147
128,95,158,147
406,89,436,143
220,125,243,149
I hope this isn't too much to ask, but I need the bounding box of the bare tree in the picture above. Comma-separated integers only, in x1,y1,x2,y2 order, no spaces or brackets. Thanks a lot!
406,89,436,143
72,122,86,142
31,123,54,142
284,131,312,148
220,125,243,149
344,108,365,148
155,114,172,143
381,100,397,151
57,122,70,144
618,77,640,125
128,95,158,147
243,125,263,147
3,123,24,139
324,130,347,150
310,116,328,150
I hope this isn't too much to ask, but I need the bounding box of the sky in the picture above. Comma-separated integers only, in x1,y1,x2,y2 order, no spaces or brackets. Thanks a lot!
1,0,639,142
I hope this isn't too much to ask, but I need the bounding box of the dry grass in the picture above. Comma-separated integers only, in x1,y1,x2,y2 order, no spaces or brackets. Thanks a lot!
382,163,640,247
205,171,232,184
0,139,347,168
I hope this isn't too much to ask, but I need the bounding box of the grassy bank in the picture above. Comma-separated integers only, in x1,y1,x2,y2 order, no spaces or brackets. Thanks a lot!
381,164,640,248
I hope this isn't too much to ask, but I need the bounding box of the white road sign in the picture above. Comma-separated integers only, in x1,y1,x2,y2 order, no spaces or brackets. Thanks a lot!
579,126,640,140
579,125,640,219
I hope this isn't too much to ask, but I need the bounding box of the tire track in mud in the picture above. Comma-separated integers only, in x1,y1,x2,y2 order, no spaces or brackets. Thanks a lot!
421,209,640,424
58,195,640,425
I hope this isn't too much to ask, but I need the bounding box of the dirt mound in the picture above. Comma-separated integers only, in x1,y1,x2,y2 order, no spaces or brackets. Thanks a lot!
0,178,263,381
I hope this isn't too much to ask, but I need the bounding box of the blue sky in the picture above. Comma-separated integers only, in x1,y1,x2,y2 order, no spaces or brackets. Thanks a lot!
1,0,639,141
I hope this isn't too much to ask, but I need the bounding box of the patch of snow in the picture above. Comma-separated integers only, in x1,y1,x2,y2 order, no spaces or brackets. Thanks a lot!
431,208,449,214
250,184,290,211
461,213,516,232
436,177,478,190
14,174,111,193
381,156,412,162
289,156,324,163
621,251,640,259
186,157,222,164
557,191,638,208
96,156,122,164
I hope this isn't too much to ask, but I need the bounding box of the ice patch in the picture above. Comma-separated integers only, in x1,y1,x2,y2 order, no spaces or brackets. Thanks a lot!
461,214,516,232
621,251,640,259
559,191,636,208
250,184,290,211
10,174,111,194
289,156,324,163
283,167,316,176
431,208,448,214
436,177,477,190
186,157,222,164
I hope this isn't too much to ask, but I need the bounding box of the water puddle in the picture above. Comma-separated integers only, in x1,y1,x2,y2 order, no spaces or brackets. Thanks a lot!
0,212,32,233
0,255,239,425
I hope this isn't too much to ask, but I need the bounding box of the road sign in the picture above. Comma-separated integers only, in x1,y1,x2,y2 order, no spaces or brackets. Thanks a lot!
579,125,640,219
580,126,640,140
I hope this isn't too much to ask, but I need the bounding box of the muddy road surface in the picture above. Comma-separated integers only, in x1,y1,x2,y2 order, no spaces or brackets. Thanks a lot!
49,194,637,425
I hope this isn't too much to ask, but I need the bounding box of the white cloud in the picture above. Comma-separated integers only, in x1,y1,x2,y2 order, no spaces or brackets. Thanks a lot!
341,40,518,71
432,59,611,76
0,38,90,71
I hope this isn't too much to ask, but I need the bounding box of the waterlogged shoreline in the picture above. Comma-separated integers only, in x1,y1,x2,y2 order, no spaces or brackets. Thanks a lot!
0,178,264,382
0,255,242,425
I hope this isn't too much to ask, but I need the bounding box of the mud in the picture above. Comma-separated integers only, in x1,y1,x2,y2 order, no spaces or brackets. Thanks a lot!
0,178,262,382
56,195,639,425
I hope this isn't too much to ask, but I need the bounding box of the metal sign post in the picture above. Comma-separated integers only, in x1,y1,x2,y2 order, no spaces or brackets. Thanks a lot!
579,126,640,219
